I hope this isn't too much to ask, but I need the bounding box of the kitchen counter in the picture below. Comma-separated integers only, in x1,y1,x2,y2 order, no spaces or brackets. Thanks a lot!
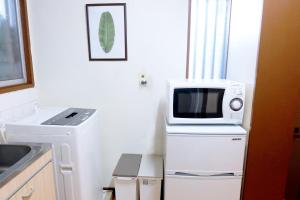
0,143,54,199
0,143,51,188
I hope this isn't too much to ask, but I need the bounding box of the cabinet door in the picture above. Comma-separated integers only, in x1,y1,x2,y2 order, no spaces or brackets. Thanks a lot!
26,162,56,200
9,162,56,200
9,183,32,200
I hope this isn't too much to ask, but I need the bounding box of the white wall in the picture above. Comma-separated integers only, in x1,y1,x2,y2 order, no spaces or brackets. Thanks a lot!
26,0,263,186
27,0,189,185
0,88,38,143
227,0,264,130
0,89,38,123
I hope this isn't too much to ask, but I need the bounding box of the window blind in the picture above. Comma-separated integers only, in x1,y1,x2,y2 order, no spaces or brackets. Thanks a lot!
188,0,232,80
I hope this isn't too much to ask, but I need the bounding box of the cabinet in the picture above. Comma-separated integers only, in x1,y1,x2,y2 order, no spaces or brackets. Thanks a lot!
9,162,56,200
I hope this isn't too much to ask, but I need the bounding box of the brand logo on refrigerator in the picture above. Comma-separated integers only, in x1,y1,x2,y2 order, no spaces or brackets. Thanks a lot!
232,138,242,141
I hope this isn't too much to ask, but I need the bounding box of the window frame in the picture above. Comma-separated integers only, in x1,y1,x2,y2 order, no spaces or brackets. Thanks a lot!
0,0,34,94
186,0,192,79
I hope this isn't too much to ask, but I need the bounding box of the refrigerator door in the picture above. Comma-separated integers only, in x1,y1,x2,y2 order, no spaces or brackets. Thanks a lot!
166,134,246,175
165,175,242,200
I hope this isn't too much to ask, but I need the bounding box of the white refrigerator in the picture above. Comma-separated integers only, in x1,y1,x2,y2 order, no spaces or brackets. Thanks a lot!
164,125,247,200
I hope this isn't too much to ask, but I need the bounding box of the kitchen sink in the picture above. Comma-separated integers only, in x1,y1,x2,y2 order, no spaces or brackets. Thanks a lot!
0,145,31,174
0,144,51,187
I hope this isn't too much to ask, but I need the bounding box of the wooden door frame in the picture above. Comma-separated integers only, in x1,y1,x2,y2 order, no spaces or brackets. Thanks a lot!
243,0,300,199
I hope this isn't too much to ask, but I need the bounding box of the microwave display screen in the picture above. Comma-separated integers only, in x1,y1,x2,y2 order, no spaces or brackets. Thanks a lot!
173,88,225,118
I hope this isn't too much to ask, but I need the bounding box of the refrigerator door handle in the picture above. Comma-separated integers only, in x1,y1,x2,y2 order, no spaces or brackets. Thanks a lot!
174,172,236,177
174,172,200,177
210,173,235,176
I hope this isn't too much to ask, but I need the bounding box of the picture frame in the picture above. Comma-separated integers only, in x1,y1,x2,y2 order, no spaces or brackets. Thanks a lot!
86,3,127,61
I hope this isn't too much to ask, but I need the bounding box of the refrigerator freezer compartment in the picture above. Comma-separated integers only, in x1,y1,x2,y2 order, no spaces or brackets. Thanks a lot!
164,175,242,200
165,134,246,175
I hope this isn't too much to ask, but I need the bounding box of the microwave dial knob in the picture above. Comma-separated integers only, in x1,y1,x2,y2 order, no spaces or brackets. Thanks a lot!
230,98,243,111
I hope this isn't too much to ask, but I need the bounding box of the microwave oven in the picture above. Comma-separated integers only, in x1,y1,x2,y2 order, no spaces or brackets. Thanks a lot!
167,80,245,125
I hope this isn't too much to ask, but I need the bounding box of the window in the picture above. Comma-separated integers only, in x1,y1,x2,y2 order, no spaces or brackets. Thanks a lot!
0,0,34,93
187,0,232,80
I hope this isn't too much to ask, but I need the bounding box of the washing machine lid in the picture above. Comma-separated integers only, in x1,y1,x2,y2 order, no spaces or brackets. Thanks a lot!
41,108,96,126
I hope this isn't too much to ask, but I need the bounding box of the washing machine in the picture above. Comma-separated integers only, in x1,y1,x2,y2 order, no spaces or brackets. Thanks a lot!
5,107,103,200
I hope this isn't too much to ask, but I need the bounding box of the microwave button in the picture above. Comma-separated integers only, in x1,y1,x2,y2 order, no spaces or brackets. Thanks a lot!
230,98,243,111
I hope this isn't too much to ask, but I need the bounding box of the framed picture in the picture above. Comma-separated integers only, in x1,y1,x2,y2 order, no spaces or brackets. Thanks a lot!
86,3,127,61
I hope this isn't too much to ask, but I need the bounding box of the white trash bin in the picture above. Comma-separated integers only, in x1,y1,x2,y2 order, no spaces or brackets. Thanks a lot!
114,177,139,200
138,155,163,200
113,154,142,200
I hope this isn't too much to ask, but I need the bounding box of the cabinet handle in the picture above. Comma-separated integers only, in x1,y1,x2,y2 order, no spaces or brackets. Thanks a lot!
22,188,34,199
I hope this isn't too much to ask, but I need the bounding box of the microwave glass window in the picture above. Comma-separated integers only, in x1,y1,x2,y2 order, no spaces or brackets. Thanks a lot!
173,88,225,118
177,92,204,113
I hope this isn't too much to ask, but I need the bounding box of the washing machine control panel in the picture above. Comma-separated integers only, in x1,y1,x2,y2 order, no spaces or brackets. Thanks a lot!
41,108,96,126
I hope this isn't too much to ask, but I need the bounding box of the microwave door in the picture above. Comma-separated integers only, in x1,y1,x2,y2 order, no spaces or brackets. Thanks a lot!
173,88,225,119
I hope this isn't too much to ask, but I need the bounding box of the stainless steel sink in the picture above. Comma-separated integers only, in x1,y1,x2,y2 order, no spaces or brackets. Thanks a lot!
0,144,51,187
0,145,31,174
